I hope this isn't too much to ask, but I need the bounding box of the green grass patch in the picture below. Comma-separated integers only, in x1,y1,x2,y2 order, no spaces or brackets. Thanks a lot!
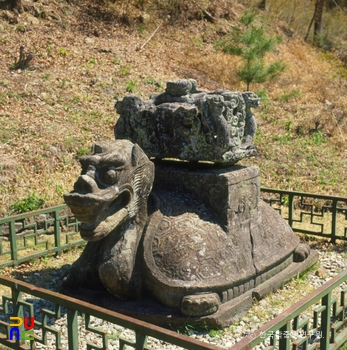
10,193,45,214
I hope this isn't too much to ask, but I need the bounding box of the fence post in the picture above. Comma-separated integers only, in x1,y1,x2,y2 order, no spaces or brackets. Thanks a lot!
331,199,337,244
320,293,331,350
288,193,294,228
279,323,291,349
11,285,25,347
135,330,148,350
67,309,79,350
9,220,18,266
53,209,61,257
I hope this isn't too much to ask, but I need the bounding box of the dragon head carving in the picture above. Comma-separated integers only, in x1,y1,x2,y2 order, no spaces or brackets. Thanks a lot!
64,140,154,242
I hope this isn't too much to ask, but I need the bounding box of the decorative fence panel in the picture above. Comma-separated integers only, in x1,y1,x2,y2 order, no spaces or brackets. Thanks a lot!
0,276,221,350
260,188,347,243
230,268,347,350
0,205,84,269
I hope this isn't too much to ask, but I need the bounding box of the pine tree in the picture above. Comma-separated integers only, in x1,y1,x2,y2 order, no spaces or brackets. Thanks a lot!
221,11,287,90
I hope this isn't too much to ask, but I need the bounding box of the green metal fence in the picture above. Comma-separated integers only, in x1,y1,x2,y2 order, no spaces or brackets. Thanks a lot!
0,275,221,350
0,205,84,269
261,188,347,244
230,269,347,350
0,188,346,349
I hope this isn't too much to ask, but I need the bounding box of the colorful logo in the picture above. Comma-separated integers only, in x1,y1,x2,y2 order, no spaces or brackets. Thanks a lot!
9,316,35,341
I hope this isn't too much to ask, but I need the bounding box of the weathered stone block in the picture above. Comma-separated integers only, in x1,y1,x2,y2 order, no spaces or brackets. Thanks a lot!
115,80,259,164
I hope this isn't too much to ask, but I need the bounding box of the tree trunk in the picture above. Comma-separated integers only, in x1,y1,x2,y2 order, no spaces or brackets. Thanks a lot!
258,0,266,10
305,0,326,44
9,0,23,13
313,0,325,40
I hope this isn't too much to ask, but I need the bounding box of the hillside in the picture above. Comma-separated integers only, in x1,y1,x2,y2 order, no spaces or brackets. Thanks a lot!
0,0,346,217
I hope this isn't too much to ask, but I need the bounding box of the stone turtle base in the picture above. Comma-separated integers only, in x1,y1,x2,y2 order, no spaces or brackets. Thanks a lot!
202,249,319,328
62,250,318,329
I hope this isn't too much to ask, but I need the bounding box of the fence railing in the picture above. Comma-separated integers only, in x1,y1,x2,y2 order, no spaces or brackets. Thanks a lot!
0,275,221,350
0,188,346,349
261,188,347,244
230,268,347,350
0,205,84,269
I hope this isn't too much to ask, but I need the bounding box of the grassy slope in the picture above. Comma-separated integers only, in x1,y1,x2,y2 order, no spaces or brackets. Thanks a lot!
0,0,346,217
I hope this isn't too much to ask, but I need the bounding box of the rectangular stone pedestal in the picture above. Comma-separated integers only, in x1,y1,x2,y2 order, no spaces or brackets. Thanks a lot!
154,162,260,229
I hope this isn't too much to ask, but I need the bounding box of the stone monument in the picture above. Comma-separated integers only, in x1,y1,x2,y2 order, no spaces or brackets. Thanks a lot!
63,80,318,327
115,79,259,164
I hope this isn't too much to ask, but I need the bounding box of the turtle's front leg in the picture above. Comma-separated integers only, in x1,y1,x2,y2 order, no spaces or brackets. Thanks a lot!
98,223,143,300
63,241,102,289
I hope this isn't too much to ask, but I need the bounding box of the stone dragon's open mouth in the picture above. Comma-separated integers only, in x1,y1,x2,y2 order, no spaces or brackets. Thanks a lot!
64,175,133,241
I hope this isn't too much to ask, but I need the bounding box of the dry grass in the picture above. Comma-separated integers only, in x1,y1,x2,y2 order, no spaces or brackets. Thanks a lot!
0,245,84,300
0,0,347,217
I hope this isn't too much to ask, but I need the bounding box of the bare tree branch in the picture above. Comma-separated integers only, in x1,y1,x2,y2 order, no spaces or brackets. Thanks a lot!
137,24,161,51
